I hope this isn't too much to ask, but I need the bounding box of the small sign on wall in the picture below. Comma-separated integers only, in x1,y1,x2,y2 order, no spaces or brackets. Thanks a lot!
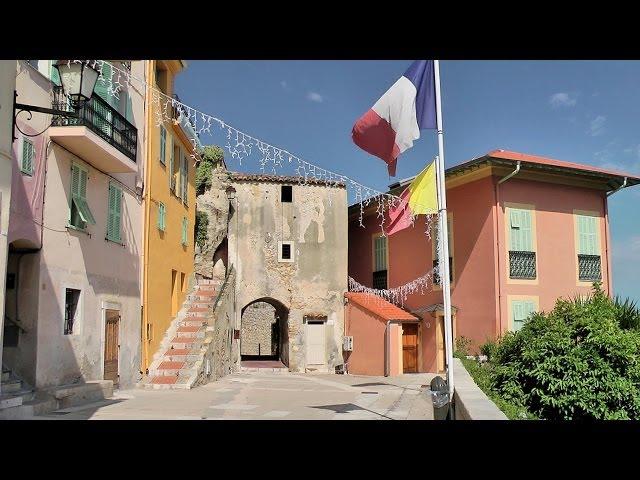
233,329,240,340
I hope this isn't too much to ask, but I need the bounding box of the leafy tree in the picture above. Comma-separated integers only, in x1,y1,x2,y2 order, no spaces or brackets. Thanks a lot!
196,145,225,196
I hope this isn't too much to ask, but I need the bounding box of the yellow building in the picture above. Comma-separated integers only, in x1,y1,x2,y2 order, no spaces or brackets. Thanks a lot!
141,60,199,371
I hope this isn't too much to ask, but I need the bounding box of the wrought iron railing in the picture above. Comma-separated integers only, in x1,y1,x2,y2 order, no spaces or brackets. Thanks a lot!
52,86,137,161
509,251,536,279
433,258,453,285
578,254,601,281
373,270,387,290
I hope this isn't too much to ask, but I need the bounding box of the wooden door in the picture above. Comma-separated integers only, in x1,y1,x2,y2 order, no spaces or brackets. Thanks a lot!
104,309,120,386
306,321,326,365
402,323,419,373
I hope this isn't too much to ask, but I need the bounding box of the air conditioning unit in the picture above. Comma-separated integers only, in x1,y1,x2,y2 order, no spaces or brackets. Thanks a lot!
343,336,353,352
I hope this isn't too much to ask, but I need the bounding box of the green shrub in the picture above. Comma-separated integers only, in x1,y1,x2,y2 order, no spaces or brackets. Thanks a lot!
195,210,209,249
480,340,498,361
196,145,225,196
614,296,640,331
491,283,640,420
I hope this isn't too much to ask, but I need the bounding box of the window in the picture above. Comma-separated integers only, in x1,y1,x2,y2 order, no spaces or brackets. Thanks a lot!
508,208,536,279
433,214,454,285
372,234,387,289
69,163,96,229
170,143,180,194
576,214,601,281
21,138,34,175
106,182,122,243
157,202,166,231
281,185,293,203
278,241,294,262
181,217,188,246
180,152,188,204
159,126,166,165
64,288,81,335
512,299,536,332
155,64,168,95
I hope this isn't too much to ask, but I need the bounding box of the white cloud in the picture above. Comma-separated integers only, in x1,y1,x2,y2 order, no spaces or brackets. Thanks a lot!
549,92,577,108
306,91,324,103
589,115,606,136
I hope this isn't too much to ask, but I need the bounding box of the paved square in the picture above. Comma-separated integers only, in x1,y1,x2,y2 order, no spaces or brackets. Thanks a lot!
33,372,437,420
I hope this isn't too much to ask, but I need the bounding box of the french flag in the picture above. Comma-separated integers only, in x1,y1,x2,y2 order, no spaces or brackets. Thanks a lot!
352,60,437,176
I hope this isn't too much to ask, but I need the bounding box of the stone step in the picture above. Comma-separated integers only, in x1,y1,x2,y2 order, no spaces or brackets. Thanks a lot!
1,380,23,394
170,338,203,350
188,306,210,313
180,319,207,328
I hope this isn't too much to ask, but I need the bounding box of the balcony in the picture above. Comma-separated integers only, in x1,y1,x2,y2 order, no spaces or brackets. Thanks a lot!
49,86,137,173
373,270,387,290
578,254,601,281
509,251,537,279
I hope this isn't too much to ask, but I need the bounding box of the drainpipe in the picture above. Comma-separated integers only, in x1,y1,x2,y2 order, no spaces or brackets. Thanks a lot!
494,161,521,336
606,177,628,197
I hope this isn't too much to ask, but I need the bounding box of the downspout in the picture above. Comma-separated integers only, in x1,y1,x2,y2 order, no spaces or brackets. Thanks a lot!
603,177,627,296
494,161,521,335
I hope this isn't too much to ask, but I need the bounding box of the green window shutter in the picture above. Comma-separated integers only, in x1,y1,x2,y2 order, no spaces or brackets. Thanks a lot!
157,203,166,231
374,236,387,271
512,300,536,331
50,60,61,86
124,89,134,124
107,182,122,242
510,208,532,251
71,165,96,225
578,215,598,255
94,63,111,103
21,138,34,175
169,138,174,191
181,217,188,245
181,154,188,202
159,126,166,165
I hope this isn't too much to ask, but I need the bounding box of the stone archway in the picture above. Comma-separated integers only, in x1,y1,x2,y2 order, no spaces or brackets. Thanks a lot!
241,298,289,367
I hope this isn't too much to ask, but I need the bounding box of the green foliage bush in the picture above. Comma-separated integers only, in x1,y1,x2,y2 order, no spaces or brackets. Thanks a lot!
195,210,209,249
196,145,225,196
480,340,498,361
491,283,640,420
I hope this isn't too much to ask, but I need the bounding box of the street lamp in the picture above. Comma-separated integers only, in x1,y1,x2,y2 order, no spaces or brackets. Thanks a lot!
225,186,237,201
12,60,100,142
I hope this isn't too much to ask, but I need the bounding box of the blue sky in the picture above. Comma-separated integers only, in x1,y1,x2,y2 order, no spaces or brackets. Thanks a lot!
175,60,640,303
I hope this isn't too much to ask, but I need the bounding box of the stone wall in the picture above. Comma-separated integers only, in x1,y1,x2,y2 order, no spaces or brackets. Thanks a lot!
452,358,507,420
194,169,230,279
228,177,348,373
195,267,239,386
241,302,277,356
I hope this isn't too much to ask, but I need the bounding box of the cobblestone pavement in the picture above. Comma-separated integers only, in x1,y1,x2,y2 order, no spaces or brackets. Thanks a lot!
35,372,436,420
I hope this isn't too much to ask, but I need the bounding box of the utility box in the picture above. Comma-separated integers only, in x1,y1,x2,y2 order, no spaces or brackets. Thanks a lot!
343,336,353,351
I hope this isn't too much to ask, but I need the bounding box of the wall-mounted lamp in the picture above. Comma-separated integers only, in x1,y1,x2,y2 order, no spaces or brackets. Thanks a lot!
225,185,237,201
13,60,100,142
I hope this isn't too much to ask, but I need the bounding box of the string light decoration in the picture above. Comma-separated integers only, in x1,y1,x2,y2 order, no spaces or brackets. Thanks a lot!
68,60,444,302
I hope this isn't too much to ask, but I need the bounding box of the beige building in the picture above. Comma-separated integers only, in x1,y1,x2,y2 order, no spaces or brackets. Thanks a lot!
3,60,147,391
227,173,348,373
0,61,17,394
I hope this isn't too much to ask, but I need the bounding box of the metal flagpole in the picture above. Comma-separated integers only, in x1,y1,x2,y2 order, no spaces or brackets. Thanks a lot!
433,59,455,402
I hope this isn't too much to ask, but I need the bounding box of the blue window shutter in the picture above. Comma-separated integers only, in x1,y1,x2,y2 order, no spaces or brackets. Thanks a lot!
21,138,34,175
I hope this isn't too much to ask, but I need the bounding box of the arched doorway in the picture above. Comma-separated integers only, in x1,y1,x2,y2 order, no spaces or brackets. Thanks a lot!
241,298,289,368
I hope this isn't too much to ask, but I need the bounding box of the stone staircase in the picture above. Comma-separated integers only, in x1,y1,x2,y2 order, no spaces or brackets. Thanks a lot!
138,277,223,390
0,366,35,411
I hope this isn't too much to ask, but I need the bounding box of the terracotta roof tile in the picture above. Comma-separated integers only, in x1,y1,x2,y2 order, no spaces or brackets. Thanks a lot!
229,172,346,188
345,292,418,321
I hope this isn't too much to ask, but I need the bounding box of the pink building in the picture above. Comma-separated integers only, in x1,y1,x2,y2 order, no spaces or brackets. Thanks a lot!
348,150,640,375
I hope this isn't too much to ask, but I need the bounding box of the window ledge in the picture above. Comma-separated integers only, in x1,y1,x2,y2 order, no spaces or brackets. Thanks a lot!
66,224,91,236
105,237,125,246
